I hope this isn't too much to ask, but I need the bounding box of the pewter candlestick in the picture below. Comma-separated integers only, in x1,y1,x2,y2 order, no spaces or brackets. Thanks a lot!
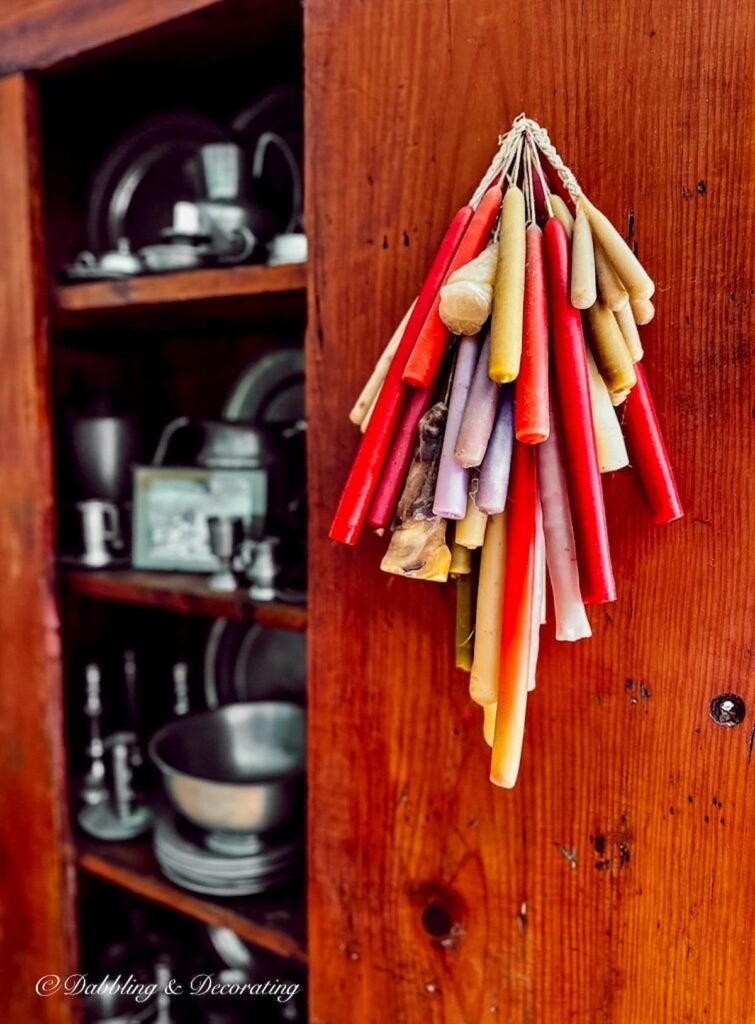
248,536,279,601
80,663,107,807
172,662,190,717
123,648,143,769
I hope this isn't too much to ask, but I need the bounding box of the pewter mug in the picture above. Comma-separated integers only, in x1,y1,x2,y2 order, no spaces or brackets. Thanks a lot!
78,500,121,566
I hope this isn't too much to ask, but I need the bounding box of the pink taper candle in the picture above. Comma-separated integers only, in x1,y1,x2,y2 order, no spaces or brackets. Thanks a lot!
454,333,500,468
433,334,481,518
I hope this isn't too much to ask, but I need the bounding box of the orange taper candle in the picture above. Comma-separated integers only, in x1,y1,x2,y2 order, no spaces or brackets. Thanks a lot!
402,184,503,389
515,224,550,443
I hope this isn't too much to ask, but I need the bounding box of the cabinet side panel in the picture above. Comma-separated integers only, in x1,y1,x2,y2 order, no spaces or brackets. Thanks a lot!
0,74,77,1024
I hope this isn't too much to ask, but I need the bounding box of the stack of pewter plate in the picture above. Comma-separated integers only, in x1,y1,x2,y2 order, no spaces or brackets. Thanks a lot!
153,810,302,896
149,703,305,896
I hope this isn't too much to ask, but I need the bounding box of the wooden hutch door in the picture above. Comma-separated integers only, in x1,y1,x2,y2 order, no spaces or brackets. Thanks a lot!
306,2,755,1022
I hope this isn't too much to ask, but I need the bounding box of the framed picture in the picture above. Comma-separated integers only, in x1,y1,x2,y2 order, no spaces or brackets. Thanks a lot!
132,465,267,572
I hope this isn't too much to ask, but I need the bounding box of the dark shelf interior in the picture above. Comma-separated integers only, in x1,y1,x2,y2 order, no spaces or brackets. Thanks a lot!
75,833,307,964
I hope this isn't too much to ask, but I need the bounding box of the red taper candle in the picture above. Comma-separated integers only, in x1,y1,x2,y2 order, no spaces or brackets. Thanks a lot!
500,443,538,653
515,224,550,443
544,216,616,604
329,205,473,545
402,184,503,389
490,440,537,788
367,386,433,530
623,362,683,524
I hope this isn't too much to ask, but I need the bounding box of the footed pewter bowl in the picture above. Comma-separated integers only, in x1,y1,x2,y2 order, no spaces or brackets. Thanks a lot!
149,703,305,834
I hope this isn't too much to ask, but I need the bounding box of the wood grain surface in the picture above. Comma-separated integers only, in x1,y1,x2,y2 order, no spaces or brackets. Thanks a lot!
0,76,77,1024
305,2,755,1021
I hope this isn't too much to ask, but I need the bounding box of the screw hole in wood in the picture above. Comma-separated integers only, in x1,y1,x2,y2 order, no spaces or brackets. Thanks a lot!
709,693,746,727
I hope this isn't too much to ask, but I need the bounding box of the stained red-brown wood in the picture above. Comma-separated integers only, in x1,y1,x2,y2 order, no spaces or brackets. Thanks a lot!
0,75,77,1023
76,836,307,964
61,569,307,630
305,2,755,1022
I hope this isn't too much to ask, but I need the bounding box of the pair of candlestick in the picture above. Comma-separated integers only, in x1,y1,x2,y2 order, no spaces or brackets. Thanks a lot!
330,117,683,787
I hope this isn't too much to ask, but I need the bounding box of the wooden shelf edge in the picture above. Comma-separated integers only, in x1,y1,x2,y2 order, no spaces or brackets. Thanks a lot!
54,262,307,314
59,568,307,630
75,844,307,965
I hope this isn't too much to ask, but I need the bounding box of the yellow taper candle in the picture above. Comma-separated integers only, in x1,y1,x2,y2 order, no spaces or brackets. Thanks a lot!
615,303,644,362
455,492,488,549
549,195,573,239
570,201,597,309
594,239,629,311
585,349,630,472
483,703,497,747
449,540,472,575
489,186,526,383
349,302,415,428
586,301,637,396
581,195,655,299
630,295,655,325
455,574,474,671
469,512,506,706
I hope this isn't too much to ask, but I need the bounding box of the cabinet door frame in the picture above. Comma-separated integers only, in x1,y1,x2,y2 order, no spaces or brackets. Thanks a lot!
0,73,77,1024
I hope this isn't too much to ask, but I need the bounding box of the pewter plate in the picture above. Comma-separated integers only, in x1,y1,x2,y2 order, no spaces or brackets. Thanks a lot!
204,620,306,708
222,349,305,426
86,111,229,253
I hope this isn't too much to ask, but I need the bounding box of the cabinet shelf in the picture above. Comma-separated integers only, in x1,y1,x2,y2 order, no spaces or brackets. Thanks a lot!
60,568,307,630
75,835,307,964
53,262,307,326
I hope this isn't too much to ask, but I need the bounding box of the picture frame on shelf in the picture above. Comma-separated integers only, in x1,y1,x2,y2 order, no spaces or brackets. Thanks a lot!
132,465,266,572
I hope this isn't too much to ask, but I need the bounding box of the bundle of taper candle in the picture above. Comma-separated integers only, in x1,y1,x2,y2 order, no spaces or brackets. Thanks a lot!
330,115,683,788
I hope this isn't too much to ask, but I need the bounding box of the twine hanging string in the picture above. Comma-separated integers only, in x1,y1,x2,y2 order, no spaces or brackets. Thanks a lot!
520,127,553,220
490,131,527,242
470,125,520,207
471,114,582,215
524,144,536,227
470,114,532,207
520,117,582,203
510,134,525,189
467,113,582,249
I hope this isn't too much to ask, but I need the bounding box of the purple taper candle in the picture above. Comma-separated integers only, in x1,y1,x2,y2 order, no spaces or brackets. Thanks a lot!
477,385,514,513
454,333,500,468
432,333,481,518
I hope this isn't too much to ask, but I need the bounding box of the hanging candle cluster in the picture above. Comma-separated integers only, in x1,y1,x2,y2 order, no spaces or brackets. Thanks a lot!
331,115,683,788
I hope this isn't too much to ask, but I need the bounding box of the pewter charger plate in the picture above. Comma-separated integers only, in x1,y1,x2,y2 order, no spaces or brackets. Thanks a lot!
204,619,306,709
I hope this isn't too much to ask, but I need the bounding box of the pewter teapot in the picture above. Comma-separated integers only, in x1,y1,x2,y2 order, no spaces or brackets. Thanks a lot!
194,134,301,261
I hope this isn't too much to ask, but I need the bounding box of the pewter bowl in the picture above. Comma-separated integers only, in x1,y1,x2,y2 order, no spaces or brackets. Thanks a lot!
149,703,305,834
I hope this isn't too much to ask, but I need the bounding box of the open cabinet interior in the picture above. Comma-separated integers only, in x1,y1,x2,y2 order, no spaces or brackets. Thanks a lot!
22,1,308,1020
